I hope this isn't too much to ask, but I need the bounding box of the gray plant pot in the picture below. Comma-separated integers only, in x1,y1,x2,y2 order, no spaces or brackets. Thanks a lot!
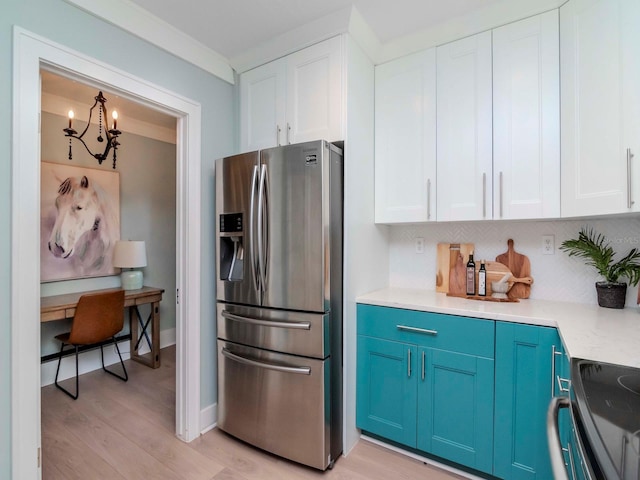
595,281,627,309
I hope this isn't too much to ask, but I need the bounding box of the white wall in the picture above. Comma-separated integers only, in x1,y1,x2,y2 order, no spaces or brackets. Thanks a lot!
343,35,389,455
387,216,640,307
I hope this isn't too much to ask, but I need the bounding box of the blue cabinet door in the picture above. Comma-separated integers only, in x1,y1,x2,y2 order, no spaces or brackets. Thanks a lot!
356,335,418,447
494,322,560,480
557,346,588,480
417,347,495,474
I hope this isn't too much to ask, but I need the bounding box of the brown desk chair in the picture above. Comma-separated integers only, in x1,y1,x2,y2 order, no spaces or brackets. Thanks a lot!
54,290,128,399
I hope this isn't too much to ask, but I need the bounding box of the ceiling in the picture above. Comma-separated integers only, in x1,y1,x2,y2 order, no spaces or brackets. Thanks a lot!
41,70,176,131
127,0,505,61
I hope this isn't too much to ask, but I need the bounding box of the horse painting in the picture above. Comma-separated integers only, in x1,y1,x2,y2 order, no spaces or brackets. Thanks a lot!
41,163,120,281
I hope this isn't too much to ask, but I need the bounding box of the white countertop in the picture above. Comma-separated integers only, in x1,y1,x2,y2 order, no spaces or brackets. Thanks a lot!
356,287,640,369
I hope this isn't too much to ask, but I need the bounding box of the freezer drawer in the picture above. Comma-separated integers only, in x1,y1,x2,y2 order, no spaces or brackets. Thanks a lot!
217,302,329,359
217,341,333,470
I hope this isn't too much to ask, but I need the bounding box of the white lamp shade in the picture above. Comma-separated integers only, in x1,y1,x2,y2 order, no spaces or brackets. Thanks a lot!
112,240,147,268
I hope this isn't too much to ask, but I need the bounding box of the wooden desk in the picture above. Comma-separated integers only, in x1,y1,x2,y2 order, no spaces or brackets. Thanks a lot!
41,286,165,369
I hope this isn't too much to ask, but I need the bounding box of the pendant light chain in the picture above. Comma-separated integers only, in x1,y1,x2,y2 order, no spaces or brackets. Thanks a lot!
63,91,121,169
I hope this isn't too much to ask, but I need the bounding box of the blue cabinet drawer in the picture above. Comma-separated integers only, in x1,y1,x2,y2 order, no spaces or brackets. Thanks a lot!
357,304,494,358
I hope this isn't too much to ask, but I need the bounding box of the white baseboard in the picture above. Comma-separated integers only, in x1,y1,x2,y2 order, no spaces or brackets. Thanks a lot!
200,403,217,435
360,435,484,480
41,327,176,387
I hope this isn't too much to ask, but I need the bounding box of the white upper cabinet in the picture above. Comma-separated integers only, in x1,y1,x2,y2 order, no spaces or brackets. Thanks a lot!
240,36,343,151
374,48,436,224
493,10,560,220
436,32,493,222
561,0,640,217
285,37,343,146
240,59,286,152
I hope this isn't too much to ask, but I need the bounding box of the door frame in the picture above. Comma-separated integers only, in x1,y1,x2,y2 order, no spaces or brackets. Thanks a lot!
12,27,202,479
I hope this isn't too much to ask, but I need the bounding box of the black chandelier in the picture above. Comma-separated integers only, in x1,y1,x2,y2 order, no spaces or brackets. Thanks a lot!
63,91,121,169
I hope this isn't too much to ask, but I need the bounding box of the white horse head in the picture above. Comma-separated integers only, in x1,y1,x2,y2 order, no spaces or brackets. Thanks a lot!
48,175,118,271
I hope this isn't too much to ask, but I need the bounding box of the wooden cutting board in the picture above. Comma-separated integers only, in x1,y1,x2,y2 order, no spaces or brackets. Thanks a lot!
436,243,474,294
496,239,533,299
476,261,513,296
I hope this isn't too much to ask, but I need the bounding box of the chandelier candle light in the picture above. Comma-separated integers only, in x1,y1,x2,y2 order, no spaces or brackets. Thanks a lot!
112,241,147,290
63,91,122,169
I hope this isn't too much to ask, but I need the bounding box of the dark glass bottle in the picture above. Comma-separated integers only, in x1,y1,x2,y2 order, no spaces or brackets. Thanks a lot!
478,260,487,296
466,251,476,295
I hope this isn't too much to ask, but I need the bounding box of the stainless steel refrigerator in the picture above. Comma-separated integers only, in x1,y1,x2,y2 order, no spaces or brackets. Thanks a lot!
215,140,343,470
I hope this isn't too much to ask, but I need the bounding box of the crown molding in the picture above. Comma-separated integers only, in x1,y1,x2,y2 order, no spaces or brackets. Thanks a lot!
377,0,565,64
229,6,353,74
64,0,235,84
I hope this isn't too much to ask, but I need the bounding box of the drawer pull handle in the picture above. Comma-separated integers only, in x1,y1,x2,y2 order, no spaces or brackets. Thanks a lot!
407,349,412,377
222,310,310,330
396,325,438,336
221,348,311,375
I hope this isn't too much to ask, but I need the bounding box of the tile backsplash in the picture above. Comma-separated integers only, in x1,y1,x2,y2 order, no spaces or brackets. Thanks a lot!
389,216,640,306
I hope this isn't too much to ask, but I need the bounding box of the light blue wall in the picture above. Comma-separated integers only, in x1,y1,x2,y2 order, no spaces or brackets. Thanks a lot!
2,0,236,476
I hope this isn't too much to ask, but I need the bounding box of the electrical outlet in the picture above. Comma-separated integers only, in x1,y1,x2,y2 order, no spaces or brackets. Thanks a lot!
415,237,425,254
542,235,555,255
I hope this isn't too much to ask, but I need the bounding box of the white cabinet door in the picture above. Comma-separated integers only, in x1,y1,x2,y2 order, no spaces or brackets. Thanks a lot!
493,11,560,220
436,32,493,222
286,36,343,145
561,0,640,216
240,58,286,151
374,48,436,224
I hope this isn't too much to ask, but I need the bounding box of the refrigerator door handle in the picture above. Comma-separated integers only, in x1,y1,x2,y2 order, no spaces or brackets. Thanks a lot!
249,165,260,293
221,310,311,330
257,163,268,293
222,347,311,375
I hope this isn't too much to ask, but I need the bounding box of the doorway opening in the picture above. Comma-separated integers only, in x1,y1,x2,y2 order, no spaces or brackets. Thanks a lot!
12,28,202,479
38,69,178,386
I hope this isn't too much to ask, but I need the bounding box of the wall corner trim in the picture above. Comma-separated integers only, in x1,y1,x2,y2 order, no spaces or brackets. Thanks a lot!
63,0,235,85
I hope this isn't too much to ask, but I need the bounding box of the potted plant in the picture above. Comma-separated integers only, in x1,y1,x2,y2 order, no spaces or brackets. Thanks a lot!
559,227,640,308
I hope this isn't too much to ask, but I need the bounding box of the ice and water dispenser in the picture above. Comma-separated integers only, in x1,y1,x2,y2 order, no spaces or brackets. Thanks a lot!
219,213,244,282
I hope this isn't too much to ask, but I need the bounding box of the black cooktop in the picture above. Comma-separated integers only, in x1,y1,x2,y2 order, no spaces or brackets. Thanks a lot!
573,359,640,480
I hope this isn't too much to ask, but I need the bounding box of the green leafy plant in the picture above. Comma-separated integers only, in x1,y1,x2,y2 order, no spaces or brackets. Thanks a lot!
559,227,640,286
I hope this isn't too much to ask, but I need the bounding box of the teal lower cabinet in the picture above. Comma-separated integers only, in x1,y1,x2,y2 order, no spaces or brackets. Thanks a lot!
417,347,495,474
356,335,417,447
356,304,495,475
494,321,561,480
556,344,587,480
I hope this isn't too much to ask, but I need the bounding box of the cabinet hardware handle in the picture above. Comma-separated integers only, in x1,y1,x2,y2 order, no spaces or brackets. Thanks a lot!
482,173,487,218
407,349,412,378
499,171,503,218
551,345,563,397
421,351,425,380
627,148,634,208
566,443,577,480
557,376,571,393
396,325,438,336
427,179,431,220
287,122,291,145
276,124,281,146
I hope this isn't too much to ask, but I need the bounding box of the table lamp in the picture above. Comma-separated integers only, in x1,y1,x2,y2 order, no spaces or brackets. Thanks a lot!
112,240,147,290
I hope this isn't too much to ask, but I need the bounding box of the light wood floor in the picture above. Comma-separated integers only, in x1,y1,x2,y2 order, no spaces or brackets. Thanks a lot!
42,345,465,480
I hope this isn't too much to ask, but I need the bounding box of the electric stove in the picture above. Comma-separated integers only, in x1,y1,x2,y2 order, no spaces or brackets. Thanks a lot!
572,359,640,480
